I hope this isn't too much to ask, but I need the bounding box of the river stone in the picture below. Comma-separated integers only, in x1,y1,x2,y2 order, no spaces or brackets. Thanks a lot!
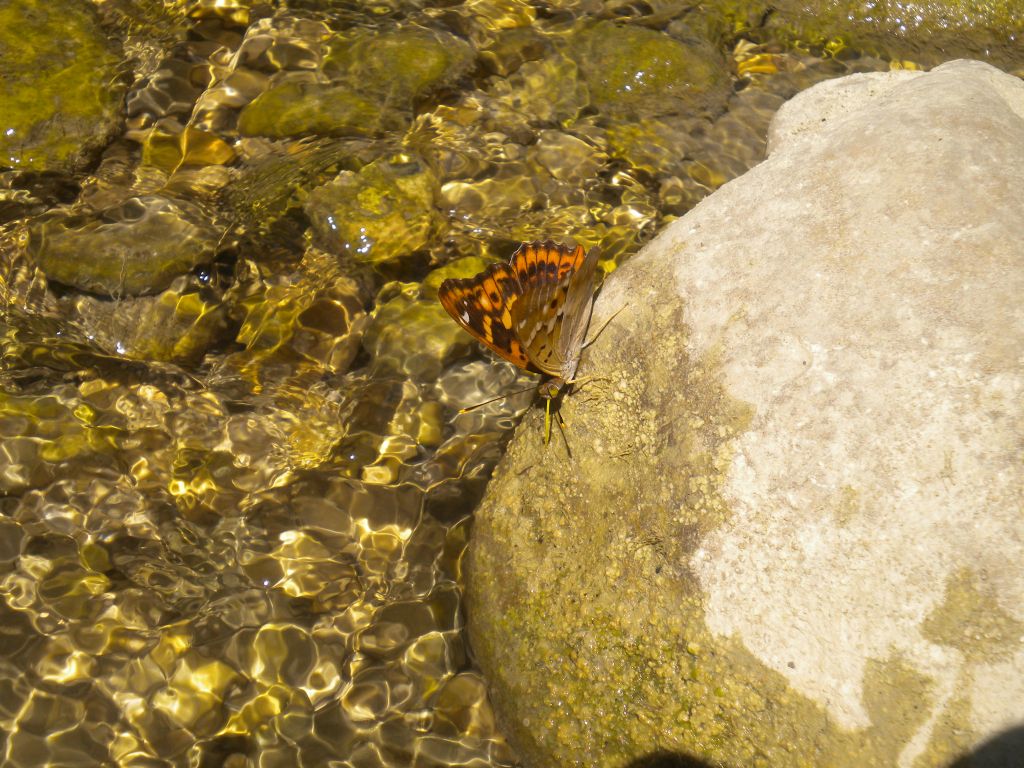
466,59,1024,768
0,0,123,172
305,157,441,266
236,81,405,140
29,196,220,297
323,27,474,106
754,0,1024,71
569,20,730,119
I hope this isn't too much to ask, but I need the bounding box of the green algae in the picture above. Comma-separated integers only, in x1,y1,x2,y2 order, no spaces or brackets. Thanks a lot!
324,27,474,106
305,156,442,265
922,568,1024,662
237,81,404,140
569,20,731,119
0,0,123,172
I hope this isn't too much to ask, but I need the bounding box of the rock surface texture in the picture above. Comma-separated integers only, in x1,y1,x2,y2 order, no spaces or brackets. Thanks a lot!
466,60,1024,768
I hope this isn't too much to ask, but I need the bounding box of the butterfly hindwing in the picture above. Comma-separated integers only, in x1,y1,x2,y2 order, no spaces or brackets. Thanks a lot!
557,245,601,383
510,241,591,379
438,262,532,370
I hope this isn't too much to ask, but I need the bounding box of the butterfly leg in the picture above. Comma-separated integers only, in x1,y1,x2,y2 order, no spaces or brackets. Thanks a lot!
564,374,612,398
544,396,571,447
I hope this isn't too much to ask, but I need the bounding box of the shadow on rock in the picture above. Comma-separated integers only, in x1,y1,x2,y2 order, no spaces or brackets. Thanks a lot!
624,752,719,768
950,724,1024,768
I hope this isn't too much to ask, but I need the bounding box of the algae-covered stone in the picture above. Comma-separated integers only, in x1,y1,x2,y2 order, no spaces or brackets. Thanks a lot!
365,257,501,381
0,0,123,172
324,27,474,106
421,256,495,297
69,288,230,365
236,81,405,139
305,156,442,265
487,52,589,125
29,196,220,297
363,286,472,382
569,20,730,119
709,0,1023,70
755,0,1024,70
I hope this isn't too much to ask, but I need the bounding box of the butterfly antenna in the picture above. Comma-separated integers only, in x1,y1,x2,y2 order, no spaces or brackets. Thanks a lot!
458,383,538,413
582,303,628,350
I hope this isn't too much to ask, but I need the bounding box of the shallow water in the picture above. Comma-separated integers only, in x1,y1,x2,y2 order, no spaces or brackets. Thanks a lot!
0,1,1019,766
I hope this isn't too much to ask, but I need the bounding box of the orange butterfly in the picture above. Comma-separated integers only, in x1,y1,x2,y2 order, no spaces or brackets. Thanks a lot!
438,240,601,443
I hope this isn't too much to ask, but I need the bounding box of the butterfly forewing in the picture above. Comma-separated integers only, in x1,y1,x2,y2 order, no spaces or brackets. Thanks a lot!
437,262,532,370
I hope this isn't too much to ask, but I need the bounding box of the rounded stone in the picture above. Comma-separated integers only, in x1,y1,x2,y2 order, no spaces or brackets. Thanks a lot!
0,0,123,172
569,20,731,119
468,60,1024,767
28,196,220,297
305,157,442,265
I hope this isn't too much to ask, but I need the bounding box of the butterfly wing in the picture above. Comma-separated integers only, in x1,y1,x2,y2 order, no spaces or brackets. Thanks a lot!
556,245,600,383
509,241,594,379
438,262,533,370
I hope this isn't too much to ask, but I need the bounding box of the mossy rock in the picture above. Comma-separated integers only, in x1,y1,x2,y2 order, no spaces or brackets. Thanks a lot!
305,156,442,265
421,256,496,298
569,20,730,119
363,282,475,382
236,81,405,139
763,0,1024,68
29,196,220,297
324,26,474,106
712,0,1024,69
0,0,124,172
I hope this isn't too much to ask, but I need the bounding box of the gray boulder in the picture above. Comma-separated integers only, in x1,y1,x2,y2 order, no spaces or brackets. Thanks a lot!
467,60,1024,768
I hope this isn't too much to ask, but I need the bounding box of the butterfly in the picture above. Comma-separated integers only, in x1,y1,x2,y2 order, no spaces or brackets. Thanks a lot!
438,240,601,443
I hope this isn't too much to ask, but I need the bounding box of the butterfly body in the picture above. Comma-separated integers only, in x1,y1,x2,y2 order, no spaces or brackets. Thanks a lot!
438,241,601,401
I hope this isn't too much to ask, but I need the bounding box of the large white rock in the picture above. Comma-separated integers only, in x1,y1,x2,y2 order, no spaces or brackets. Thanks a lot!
467,59,1024,768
